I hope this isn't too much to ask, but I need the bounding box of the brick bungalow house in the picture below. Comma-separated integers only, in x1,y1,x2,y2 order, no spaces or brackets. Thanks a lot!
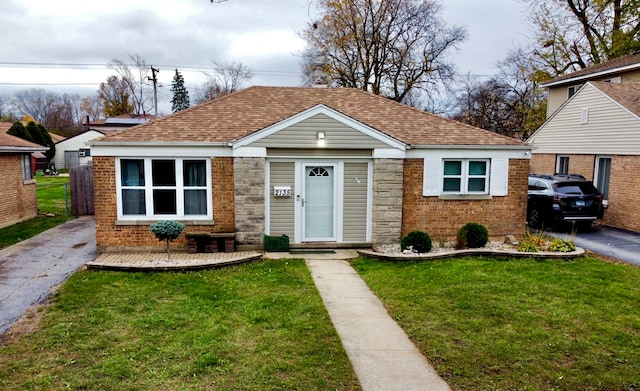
528,53,640,232
0,132,48,228
90,86,532,252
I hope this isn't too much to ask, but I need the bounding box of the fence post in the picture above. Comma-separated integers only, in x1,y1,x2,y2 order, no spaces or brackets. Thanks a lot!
64,182,69,215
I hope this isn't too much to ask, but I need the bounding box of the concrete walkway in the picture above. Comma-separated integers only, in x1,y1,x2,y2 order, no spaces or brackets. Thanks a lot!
0,216,96,336
305,256,451,391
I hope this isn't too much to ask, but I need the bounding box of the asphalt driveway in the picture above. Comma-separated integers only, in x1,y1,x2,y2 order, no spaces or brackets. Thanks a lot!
549,224,640,265
0,216,95,337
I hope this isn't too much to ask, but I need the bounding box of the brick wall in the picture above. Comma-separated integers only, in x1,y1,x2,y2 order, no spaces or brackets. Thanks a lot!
0,155,38,228
93,156,235,252
402,158,528,241
530,153,595,180
371,159,404,243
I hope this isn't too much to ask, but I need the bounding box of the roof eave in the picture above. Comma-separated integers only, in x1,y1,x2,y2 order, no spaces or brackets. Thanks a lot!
408,144,531,150
541,63,640,88
0,146,48,153
88,141,230,147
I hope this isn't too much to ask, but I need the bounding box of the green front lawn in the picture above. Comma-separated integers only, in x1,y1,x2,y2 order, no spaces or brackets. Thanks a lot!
0,260,361,390
352,255,640,390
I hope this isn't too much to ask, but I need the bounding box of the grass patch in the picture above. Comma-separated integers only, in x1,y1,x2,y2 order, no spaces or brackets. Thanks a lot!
0,174,73,249
352,255,640,390
0,260,361,390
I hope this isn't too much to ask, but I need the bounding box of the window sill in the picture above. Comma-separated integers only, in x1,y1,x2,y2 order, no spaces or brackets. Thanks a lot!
437,194,492,200
23,179,36,185
115,219,215,226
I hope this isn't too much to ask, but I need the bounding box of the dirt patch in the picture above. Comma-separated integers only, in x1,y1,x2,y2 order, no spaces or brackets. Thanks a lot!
0,286,58,345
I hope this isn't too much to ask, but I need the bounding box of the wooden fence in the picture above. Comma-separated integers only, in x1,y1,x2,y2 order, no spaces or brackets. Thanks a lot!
70,165,94,215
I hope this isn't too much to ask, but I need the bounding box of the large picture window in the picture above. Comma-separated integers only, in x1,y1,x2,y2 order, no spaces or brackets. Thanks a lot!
117,158,211,219
442,159,489,194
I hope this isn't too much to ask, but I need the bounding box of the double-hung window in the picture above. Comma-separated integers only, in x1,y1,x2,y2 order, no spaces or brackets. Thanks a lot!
117,158,211,219
442,159,489,194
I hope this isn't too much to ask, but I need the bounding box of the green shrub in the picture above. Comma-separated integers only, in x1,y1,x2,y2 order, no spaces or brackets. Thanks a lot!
549,238,576,252
456,223,489,249
518,242,539,253
401,231,432,253
150,220,185,259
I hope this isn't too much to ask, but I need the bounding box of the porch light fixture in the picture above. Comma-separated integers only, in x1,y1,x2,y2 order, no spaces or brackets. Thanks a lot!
317,131,325,147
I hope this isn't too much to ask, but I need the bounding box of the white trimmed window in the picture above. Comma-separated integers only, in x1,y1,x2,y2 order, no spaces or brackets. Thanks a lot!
443,159,489,194
423,157,509,197
116,158,212,220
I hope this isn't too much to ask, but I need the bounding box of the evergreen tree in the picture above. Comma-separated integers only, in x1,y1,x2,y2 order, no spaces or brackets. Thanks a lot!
7,121,34,142
37,123,56,161
26,121,44,145
171,69,190,112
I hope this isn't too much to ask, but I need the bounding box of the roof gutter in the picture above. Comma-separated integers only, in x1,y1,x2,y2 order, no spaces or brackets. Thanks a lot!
408,144,532,151
0,146,48,153
88,141,230,147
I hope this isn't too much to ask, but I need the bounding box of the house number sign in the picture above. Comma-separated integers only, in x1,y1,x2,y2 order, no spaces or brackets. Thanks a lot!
273,186,292,197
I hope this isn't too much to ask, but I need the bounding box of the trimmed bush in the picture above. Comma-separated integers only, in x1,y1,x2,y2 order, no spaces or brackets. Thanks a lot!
456,223,489,249
400,230,432,253
264,234,290,252
150,220,185,259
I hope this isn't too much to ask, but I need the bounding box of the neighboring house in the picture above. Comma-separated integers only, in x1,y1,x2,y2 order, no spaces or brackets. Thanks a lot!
87,114,154,132
528,53,640,232
0,132,48,228
542,52,640,117
90,86,532,253
54,129,105,169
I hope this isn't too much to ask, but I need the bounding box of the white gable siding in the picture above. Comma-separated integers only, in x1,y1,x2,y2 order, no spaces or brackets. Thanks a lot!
250,113,390,149
530,84,640,155
53,130,104,168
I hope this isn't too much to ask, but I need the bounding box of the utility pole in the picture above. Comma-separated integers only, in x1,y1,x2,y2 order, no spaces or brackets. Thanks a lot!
148,66,159,117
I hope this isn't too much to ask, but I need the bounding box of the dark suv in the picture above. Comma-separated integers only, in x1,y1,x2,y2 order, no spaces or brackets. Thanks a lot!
527,174,605,228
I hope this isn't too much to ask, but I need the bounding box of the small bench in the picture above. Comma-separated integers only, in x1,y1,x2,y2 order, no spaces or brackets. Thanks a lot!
186,232,236,253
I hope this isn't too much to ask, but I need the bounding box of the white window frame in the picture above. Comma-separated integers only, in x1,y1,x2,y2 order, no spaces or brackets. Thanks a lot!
442,159,490,195
115,157,212,220
556,155,569,175
594,156,611,200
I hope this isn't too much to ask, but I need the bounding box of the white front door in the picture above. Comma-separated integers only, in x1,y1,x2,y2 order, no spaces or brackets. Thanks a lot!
303,165,335,241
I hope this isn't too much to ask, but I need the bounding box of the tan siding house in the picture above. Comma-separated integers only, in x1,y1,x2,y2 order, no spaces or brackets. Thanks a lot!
91,86,531,252
530,55,640,232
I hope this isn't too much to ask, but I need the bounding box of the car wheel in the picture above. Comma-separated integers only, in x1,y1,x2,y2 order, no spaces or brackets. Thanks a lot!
527,208,544,228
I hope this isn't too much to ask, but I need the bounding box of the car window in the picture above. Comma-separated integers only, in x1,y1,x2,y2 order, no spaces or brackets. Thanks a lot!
528,180,548,191
555,181,599,195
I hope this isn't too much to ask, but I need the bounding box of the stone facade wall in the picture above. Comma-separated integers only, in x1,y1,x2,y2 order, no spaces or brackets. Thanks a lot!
0,155,38,229
371,158,404,243
234,157,266,248
402,158,529,241
93,156,235,252
531,153,640,232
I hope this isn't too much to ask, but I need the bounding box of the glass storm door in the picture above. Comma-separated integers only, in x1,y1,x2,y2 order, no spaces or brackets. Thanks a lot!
303,166,335,241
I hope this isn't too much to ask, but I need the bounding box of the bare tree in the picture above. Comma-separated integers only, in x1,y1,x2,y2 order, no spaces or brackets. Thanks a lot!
12,88,58,124
524,0,640,76
44,93,83,132
451,49,547,140
80,94,105,122
109,54,153,114
300,0,466,105
194,61,254,104
0,94,13,121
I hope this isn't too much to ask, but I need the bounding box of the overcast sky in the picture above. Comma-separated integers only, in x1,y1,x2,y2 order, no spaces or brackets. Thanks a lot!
0,0,530,115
